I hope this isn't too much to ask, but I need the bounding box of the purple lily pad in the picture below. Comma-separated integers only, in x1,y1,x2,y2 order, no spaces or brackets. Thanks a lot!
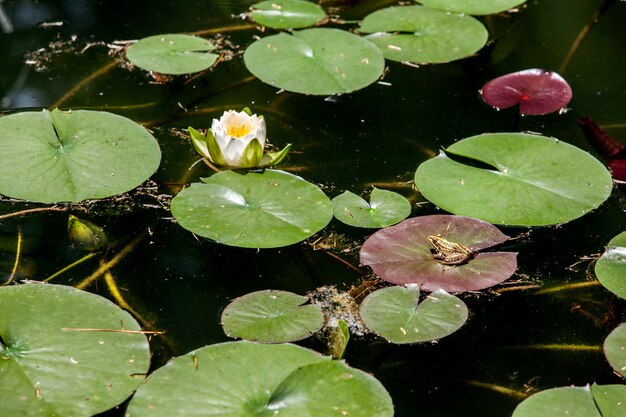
578,116,626,187
480,69,572,115
359,215,518,292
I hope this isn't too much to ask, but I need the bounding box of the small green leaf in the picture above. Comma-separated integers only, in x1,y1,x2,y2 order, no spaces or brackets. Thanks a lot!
417,0,527,15
266,143,293,167
359,286,468,344
221,290,324,343
591,383,626,417
512,386,601,417
238,138,263,168
359,5,488,64
603,323,626,378
67,214,108,251
251,0,326,29
327,320,350,359
188,126,211,159
126,34,218,75
244,28,385,95
331,188,411,228
594,231,626,300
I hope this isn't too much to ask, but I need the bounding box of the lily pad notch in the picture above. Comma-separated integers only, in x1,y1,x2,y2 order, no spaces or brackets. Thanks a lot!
0,109,161,203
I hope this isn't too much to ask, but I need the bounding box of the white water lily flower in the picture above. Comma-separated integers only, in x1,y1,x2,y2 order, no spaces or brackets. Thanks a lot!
211,110,266,167
188,108,291,169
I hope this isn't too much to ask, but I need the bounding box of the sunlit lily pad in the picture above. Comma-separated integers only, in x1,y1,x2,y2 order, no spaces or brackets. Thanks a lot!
360,215,517,292
0,109,161,203
594,231,626,300
414,133,613,226
603,323,626,378
360,286,468,344
331,188,411,228
0,283,150,417
359,5,488,64
512,384,626,417
592,383,626,416
221,290,324,343
170,170,333,248
417,0,527,15
481,69,573,115
126,341,394,417
126,34,218,75
251,0,326,29
243,28,385,95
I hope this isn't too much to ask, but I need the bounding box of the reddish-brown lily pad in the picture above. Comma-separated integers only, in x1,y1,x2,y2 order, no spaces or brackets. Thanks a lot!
360,215,517,292
480,69,572,115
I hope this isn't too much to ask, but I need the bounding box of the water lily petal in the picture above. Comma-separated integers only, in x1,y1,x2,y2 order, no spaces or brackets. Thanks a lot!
188,127,211,159
237,138,264,168
265,143,292,167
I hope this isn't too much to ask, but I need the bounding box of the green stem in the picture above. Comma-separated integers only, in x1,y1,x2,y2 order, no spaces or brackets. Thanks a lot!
533,280,600,295
43,252,98,283
559,0,618,74
2,226,22,286
50,60,118,109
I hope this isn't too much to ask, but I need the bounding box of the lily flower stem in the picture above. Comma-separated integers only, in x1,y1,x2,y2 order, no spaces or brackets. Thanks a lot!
2,226,22,286
533,280,600,295
50,60,118,109
191,23,257,36
102,265,149,328
559,0,618,74
43,252,98,283
75,233,144,290
202,158,221,173
461,380,529,400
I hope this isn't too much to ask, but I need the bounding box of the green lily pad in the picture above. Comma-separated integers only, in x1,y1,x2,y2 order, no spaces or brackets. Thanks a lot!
332,188,411,228
243,28,385,95
170,170,333,248
359,286,468,344
0,283,150,417
414,133,613,226
359,5,488,64
603,323,626,378
512,384,626,417
251,0,326,29
360,215,517,292
126,34,218,75
270,360,393,417
417,0,527,15
592,383,626,417
594,231,626,300
126,341,393,417
221,290,324,343
0,109,161,203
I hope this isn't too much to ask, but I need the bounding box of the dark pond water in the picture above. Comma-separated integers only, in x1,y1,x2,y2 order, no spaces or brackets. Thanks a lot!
1,0,626,416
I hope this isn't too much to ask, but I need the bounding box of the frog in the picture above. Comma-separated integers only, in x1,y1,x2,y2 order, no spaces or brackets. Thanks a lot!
427,234,473,266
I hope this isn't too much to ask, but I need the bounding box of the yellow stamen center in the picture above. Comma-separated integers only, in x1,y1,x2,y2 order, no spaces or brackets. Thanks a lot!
226,122,250,138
